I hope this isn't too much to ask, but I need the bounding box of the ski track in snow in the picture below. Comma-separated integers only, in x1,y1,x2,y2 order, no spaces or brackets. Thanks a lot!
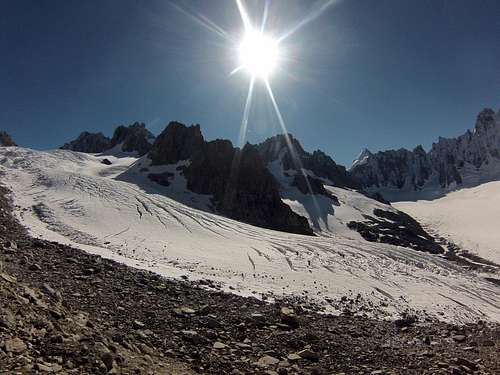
0,147,499,323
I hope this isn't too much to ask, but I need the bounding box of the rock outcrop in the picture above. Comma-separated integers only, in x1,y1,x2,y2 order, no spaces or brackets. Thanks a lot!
350,108,500,199
60,132,111,153
109,122,155,156
347,208,444,254
0,131,17,147
148,122,204,165
147,122,313,235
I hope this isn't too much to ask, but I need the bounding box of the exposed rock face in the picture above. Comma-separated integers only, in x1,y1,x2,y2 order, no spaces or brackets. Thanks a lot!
148,122,313,235
350,146,432,191
350,108,500,199
257,134,359,189
60,132,111,153
0,131,16,147
110,122,155,156
347,208,444,254
149,122,204,165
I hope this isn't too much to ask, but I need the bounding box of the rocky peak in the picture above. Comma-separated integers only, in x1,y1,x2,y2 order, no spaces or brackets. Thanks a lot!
257,134,358,189
110,122,155,156
60,132,111,153
474,108,496,134
149,122,204,165
0,131,16,147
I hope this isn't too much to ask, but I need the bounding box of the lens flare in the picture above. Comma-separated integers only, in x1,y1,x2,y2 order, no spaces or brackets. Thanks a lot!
238,30,279,79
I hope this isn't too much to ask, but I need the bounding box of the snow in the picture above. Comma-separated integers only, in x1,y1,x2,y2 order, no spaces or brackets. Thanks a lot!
395,181,500,265
1,146,499,323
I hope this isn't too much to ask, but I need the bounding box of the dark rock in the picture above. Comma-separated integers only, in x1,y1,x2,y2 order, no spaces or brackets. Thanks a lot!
280,307,300,328
347,209,444,254
61,132,111,153
149,122,204,165
109,122,155,156
0,131,17,147
148,172,174,187
101,158,112,165
297,348,319,361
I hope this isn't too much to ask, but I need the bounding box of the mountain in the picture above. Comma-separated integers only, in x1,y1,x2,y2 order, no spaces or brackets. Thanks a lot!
0,131,16,147
109,122,155,156
1,145,498,323
117,122,442,253
61,122,155,156
61,132,111,153
350,108,500,200
137,122,313,235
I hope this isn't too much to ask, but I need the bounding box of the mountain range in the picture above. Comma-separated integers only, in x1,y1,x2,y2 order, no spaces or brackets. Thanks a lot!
0,108,499,324
350,108,500,200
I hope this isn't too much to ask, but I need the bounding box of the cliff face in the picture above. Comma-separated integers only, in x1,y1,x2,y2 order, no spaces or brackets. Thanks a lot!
350,108,500,199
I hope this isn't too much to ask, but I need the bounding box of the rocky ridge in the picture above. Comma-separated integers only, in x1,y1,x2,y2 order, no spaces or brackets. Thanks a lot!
61,122,155,156
350,108,500,199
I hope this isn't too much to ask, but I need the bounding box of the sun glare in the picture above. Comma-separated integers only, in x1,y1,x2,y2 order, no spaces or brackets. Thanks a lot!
238,29,279,80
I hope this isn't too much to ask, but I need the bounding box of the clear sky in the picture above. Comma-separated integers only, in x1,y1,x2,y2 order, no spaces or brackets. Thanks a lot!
1,0,499,166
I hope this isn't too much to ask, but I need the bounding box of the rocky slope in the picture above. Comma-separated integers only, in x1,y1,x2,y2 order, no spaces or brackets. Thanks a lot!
0,131,16,147
61,122,155,156
147,122,313,235
350,108,500,200
1,183,499,374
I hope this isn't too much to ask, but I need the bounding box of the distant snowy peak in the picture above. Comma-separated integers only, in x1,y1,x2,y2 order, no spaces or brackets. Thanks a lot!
0,131,16,147
61,122,155,156
350,108,500,200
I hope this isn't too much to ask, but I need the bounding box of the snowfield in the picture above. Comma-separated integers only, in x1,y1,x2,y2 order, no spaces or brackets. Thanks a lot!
1,146,499,323
395,181,500,265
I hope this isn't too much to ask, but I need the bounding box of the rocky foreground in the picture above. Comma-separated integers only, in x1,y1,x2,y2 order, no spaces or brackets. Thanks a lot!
0,185,499,374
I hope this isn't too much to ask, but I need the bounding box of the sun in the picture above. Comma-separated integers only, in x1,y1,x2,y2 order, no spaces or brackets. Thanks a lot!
238,29,280,80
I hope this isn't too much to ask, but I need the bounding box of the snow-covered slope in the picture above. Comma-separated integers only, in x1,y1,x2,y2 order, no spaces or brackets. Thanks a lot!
395,181,500,265
1,146,499,323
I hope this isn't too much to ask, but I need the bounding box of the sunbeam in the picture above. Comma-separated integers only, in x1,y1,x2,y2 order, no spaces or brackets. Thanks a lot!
260,0,269,32
238,77,256,147
168,1,235,43
264,80,322,223
278,0,339,42
236,0,253,32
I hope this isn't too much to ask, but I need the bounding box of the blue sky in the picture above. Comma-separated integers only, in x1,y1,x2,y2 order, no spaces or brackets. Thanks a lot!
1,0,499,166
